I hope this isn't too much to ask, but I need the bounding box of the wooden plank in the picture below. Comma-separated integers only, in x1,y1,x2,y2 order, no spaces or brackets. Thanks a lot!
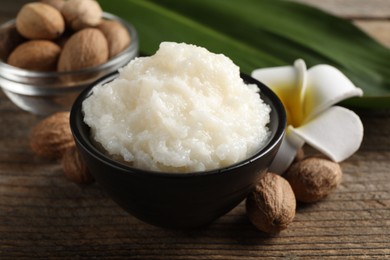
0,91,389,260
291,0,390,48
353,20,390,48
292,0,390,18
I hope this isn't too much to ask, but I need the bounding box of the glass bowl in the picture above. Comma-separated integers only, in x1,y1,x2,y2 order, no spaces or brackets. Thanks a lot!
0,12,138,115
70,73,286,229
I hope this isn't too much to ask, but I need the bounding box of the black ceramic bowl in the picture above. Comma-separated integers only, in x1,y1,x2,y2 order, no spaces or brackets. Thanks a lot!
70,72,286,229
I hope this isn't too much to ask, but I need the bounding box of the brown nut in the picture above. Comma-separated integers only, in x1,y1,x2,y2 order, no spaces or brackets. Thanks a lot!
7,40,61,71
16,2,65,40
61,0,103,31
62,146,94,184
284,157,342,203
246,172,296,234
97,19,131,58
30,112,75,159
57,28,108,72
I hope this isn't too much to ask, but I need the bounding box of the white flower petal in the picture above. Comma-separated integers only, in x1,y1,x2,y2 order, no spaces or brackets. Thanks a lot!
290,106,364,162
292,59,308,126
269,128,305,174
304,65,363,121
294,59,308,106
251,65,297,96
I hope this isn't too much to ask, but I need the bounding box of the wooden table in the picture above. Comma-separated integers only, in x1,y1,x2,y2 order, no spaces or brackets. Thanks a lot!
1,1,389,259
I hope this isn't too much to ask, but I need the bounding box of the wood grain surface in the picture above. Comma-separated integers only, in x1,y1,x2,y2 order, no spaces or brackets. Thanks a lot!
1,1,389,259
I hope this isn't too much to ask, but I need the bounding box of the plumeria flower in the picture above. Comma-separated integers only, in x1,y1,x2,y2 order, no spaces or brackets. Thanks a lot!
252,59,364,174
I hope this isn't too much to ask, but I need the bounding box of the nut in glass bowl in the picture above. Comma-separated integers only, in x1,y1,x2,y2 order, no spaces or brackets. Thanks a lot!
0,12,138,115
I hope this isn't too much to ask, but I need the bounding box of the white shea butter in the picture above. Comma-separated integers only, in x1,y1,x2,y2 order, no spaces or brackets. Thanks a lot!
82,42,271,173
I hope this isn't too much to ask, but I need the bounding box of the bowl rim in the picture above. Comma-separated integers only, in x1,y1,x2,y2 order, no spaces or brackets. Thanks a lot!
70,72,286,179
0,12,138,79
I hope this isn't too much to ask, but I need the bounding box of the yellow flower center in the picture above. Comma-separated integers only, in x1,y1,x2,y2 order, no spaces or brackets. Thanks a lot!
274,88,304,128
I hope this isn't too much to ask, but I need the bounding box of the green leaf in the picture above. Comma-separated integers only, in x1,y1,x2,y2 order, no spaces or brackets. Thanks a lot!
99,0,390,108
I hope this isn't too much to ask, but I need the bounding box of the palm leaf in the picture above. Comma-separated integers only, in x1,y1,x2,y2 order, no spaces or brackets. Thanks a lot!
99,0,390,108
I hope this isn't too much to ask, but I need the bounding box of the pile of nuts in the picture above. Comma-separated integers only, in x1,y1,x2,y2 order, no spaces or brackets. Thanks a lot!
3,0,131,72
246,153,343,234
